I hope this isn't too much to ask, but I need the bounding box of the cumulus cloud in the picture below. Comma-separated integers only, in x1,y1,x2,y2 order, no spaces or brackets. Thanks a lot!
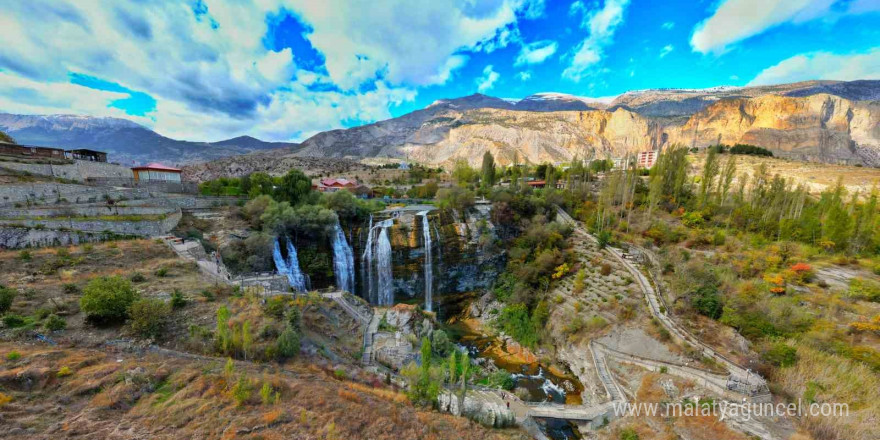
515,40,558,66
517,71,533,81
0,0,539,141
0,70,153,127
563,0,631,82
748,49,880,86
690,0,880,54
661,21,674,30
292,0,535,89
659,44,674,58
476,65,501,92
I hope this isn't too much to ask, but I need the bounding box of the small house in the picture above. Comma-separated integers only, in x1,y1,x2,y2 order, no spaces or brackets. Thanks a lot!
132,163,182,182
315,178,359,192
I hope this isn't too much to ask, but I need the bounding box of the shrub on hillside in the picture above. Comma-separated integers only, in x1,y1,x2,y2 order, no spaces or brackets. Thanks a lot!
275,327,301,360
128,298,170,338
44,314,67,331
691,285,723,319
0,285,17,313
170,290,187,309
763,341,798,367
847,278,880,302
2,314,28,328
80,276,140,323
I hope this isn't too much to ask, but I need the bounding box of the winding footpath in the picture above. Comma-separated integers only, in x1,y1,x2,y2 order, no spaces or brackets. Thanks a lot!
555,207,769,398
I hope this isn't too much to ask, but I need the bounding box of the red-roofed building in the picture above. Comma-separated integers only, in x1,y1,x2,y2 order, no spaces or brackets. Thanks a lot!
315,177,359,192
132,163,182,182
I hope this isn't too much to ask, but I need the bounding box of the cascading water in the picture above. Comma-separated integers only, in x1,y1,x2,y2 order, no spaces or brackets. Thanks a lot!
285,239,307,292
272,236,288,276
419,211,433,312
332,220,356,293
376,220,394,306
362,215,374,302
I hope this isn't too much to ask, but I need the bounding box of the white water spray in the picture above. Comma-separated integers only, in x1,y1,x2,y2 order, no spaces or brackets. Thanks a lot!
419,211,433,312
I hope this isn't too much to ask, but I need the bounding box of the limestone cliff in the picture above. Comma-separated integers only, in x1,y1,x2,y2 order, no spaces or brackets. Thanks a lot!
186,80,880,179
665,94,880,165
291,86,878,167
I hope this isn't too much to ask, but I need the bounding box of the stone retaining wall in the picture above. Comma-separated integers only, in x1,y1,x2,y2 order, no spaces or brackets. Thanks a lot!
0,159,133,181
0,227,131,249
0,183,157,206
0,204,176,219
0,210,182,237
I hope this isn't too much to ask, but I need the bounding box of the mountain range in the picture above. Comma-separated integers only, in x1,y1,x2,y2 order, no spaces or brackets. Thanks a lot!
3,80,879,174
0,114,295,165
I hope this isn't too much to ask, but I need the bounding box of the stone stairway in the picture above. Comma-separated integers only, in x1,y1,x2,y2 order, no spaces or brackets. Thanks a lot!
322,291,370,325
361,310,381,365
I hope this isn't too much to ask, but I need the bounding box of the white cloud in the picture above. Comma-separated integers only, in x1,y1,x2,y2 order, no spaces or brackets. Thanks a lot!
563,0,631,82
661,21,674,30
292,0,534,89
690,0,880,54
476,65,500,92
659,44,674,58
517,71,532,81
748,49,880,86
515,40,558,66
0,0,539,142
0,71,154,126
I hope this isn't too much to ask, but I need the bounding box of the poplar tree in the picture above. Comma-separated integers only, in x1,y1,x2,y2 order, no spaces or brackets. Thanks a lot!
718,154,737,206
481,151,496,189
699,148,720,208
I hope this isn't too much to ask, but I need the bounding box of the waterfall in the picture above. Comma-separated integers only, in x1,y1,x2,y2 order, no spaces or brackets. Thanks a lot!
419,211,433,312
272,236,288,276
362,215,374,302
285,238,307,292
332,220,356,293
376,220,394,306
273,236,307,291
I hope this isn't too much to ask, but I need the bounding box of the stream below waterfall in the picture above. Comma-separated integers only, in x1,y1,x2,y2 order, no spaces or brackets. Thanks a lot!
436,295,584,440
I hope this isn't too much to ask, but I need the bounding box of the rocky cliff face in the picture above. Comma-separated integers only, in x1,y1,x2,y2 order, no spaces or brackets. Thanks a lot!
355,207,504,311
185,80,879,178
290,81,880,168
665,94,880,165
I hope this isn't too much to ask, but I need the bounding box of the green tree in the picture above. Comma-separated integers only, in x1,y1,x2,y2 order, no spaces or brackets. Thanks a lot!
698,147,719,208
247,172,275,198
409,337,439,405
0,285,17,313
452,159,478,186
481,151,496,189
436,186,475,212
718,154,737,207
430,329,453,358
276,327,301,360
80,276,140,323
231,375,252,406
275,169,312,206
216,306,232,354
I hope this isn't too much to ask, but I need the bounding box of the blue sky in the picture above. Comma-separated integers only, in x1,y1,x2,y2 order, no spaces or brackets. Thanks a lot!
0,0,877,141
